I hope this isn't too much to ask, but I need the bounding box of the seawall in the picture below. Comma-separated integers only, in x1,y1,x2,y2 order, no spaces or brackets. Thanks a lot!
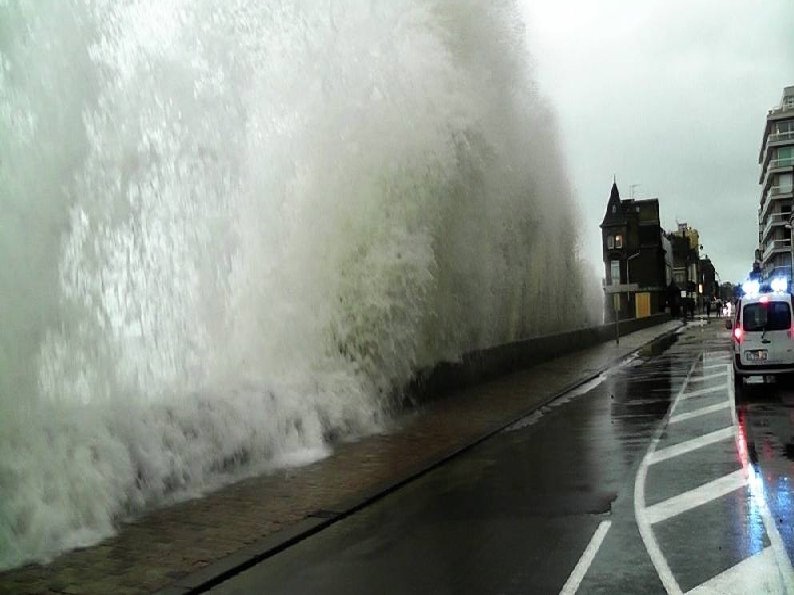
408,313,672,402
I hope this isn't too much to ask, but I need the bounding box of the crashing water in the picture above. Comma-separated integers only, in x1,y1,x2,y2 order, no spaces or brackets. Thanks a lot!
0,0,595,569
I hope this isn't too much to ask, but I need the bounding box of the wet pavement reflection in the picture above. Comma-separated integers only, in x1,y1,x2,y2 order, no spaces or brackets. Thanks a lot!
736,375,794,567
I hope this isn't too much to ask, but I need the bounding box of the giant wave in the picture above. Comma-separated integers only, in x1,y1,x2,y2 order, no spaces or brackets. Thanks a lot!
0,0,595,569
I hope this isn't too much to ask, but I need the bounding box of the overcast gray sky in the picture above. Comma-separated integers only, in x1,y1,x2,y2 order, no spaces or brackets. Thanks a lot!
521,0,794,284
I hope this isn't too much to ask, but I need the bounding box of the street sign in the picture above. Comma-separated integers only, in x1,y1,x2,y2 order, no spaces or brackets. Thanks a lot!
604,284,639,294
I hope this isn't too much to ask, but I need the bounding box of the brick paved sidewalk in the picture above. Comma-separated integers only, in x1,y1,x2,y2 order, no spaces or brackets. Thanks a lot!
0,320,684,595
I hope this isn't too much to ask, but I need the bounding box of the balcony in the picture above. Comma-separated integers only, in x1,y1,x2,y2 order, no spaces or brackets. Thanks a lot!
762,238,792,263
770,185,794,197
759,186,794,220
769,157,794,169
761,212,791,243
761,156,794,185
760,131,794,163
764,263,792,277
769,131,794,143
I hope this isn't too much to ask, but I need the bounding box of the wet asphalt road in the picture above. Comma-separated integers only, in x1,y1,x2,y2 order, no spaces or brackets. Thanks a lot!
210,322,794,594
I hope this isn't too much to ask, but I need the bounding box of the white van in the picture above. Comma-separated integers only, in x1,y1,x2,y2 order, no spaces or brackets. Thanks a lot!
728,287,794,383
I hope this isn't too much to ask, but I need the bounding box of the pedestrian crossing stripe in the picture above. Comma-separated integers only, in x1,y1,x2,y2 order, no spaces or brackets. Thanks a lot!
686,546,787,595
644,469,747,525
685,372,728,383
677,384,727,400
634,350,794,595
647,427,734,465
668,401,731,423
701,362,730,370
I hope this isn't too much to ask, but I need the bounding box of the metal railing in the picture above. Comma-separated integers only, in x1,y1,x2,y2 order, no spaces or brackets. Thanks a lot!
770,185,794,197
761,132,794,163
762,158,794,188
769,131,794,143
768,157,794,170
760,186,794,220
762,212,790,241
762,238,792,262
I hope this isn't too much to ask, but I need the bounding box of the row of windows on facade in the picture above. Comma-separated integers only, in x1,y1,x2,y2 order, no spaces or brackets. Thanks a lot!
606,234,624,249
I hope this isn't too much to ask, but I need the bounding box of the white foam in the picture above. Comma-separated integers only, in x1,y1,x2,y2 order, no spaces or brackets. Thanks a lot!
0,0,594,568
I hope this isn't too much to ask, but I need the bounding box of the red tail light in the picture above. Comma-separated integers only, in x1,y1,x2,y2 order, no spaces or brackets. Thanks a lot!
733,327,743,343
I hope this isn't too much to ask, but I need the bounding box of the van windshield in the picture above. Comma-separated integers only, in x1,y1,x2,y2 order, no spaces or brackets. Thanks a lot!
742,301,791,331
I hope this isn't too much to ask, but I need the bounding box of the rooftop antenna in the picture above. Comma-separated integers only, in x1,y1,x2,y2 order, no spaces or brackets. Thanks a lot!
630,184,639,199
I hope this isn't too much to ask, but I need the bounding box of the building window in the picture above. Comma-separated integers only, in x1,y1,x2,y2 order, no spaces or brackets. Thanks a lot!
780,173,793,192
607,236,614,249
615,234,623,249
610,260,620,285
612,204,617,213
775,121,794,134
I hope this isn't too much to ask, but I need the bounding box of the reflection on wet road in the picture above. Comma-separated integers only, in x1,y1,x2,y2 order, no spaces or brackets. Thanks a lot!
736,371,794,588
211,323,794,594
629,345,793,594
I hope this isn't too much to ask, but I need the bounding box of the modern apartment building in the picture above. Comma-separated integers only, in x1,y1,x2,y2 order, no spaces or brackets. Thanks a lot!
758,85,794,279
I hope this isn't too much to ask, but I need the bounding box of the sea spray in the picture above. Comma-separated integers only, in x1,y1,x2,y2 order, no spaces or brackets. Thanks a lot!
0,0,595,568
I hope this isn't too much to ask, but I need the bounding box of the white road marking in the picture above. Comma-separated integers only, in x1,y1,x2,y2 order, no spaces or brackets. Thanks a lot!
559,520,612,595
635,452,684,595
636,353,793,595
702,361,730,369
728,369,794,593
686,372,728,383
648,427,734,465
669,402,731,423
634,357,702,595
677,384,726,400
644,469,747,525
686,546,786,594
